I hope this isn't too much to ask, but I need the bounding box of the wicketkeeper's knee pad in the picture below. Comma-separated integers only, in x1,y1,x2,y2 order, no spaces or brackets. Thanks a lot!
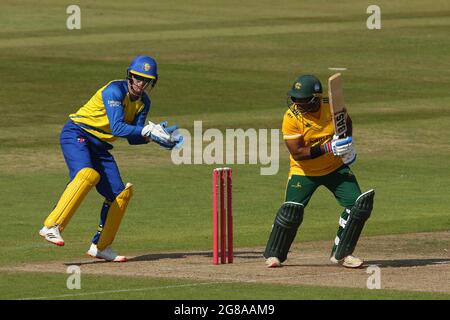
44,168,100,232
334,189,375,260
264,201,304,262
97,183,133,250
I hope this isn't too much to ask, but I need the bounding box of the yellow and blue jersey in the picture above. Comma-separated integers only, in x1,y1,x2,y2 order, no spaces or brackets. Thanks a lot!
69,80,150,144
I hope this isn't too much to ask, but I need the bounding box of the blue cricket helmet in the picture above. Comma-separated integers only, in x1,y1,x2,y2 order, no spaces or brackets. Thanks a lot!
127,55,158,81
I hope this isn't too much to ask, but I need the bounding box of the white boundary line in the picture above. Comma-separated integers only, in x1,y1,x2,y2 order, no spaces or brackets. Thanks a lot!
328,67,347,71
18,281,224,300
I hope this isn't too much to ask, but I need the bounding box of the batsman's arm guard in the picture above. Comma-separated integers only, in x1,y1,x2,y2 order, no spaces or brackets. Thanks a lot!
97,183,133,250
264,201,304,262
333,189,375,260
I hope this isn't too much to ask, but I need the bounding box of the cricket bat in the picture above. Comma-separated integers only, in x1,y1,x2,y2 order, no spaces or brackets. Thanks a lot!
328,73,348,138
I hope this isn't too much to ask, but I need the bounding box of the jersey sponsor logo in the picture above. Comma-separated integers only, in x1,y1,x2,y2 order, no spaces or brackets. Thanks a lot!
310,135,331,146
77,137,86,143
108,100,122,107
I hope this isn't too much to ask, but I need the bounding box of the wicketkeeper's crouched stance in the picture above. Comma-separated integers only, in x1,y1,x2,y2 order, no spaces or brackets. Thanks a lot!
39,55,183,262
264,74,374,268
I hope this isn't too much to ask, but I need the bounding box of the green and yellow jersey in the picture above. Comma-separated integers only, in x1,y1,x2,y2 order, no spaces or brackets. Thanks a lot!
282,98,343,176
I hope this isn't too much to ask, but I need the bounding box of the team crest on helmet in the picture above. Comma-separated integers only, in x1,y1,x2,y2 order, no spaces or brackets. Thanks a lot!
144,63,151,71
294,82,302,90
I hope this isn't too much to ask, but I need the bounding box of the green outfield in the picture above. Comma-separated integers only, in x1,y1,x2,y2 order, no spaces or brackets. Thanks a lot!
2,272,449,300
0,0,449,300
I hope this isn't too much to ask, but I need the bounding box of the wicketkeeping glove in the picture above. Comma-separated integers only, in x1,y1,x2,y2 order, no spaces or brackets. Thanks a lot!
141,121,181,150
324,136,353,156
168,127,184,149
160,124,184,150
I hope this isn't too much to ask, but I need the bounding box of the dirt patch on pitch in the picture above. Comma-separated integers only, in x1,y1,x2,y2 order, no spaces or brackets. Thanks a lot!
3,232,450,293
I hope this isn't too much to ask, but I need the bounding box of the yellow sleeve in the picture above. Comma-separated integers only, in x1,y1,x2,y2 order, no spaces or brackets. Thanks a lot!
282,109,302,140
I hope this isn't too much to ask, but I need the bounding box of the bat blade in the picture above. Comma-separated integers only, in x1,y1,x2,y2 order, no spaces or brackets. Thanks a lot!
328,73,348,137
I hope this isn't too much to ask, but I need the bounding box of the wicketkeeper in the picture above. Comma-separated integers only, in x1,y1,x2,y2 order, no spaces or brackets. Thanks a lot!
264,74,374,268
39,55,183,262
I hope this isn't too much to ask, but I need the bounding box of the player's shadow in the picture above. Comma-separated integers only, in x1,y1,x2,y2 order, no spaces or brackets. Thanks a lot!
64,250,262,266
129,251,211,262
364,258,450,268
64,259,111,266
281,258,450,268
127,250,262,262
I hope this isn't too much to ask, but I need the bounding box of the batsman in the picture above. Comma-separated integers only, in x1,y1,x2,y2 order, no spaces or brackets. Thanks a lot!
39,55,183,262
264,74,374,268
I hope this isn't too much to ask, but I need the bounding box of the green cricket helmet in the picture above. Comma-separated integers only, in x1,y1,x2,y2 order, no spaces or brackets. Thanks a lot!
287,75,322,114
288,75,322,99
127,55,158,88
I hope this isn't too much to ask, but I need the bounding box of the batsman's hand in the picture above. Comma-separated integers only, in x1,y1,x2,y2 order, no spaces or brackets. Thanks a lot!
341,144,356,165
324,136,353,156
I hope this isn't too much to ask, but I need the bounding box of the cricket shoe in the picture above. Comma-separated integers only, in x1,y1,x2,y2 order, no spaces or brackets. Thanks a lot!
266,257,282,268
39,226,65,246
87,244,127,262
330,255,363,268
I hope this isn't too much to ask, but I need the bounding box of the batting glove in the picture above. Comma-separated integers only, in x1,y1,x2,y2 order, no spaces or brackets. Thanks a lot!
323,136,353,156
341,144,356,165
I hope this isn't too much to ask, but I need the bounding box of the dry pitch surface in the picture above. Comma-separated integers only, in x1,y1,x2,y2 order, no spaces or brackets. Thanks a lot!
3,232,449,294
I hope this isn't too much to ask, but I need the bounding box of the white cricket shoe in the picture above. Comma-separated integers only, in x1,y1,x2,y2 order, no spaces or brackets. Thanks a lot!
330,255,363,268
87,244,127,262
39,226,65,246
266,257,282,268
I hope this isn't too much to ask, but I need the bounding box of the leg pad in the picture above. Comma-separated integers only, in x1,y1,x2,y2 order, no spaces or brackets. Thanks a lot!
334,189,375,260
97,183,133,250
264,201,304,262
44,168,100,232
